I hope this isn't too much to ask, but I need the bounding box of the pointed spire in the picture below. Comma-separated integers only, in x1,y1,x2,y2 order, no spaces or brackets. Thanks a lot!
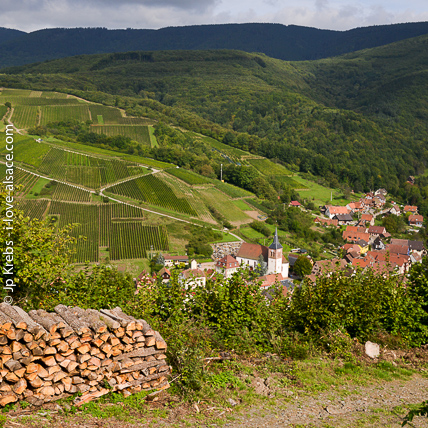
269,227,282,250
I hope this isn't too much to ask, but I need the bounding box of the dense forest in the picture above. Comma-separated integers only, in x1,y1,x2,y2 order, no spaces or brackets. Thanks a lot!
3,35,428,198
1,22,428,67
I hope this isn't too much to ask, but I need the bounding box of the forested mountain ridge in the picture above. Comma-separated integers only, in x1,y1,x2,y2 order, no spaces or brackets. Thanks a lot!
1,35,428,197
2,22,428,67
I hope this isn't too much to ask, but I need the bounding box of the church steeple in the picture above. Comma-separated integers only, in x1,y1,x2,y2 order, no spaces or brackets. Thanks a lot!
269,227,282,250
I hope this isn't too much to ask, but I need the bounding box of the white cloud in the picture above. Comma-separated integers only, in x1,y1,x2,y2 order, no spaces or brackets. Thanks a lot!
1,0,428,32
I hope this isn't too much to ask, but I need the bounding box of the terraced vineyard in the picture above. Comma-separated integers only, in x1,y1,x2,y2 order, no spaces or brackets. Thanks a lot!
17,199,50,219
52,183,92,202
40,105,90,125
106,174,198,216
0,136,147,189
0,135,51,167
49,201,99,263
11,106,39,129
15,197,167,263
90,125,153,145
109,223,168,260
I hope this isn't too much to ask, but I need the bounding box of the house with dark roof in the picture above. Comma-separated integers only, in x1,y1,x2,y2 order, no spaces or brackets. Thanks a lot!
372,236,386,251
333,213,354,225
164,254,189,267
325,206,350,219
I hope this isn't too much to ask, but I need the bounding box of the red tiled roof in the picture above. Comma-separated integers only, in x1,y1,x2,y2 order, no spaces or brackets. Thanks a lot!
361,214,373,221
346,226,366,233
289,201,301,206
216,255,239,269
236,243,268,261
259,273,284,287
164,254,189,261
404,205,418,212
327,206,349,215
181,268,206,279
352,258,371,268
409,215,423,222
342,231,370,243
368,226,386,235
385,244,409,255
312,258,347,275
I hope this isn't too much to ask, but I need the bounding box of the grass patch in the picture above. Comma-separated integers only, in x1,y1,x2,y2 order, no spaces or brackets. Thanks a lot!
26,177,51,198
233,199,251,210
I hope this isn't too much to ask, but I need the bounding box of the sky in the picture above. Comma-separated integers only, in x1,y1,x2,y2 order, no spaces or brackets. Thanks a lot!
3,0,428,33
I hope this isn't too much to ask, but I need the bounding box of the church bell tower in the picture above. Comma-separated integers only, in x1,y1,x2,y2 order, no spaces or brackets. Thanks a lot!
267,228,283,275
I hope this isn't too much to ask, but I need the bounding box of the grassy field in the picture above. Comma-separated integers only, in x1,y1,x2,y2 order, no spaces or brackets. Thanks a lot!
197,187,252,225
248,158,292,175
291,174,358,206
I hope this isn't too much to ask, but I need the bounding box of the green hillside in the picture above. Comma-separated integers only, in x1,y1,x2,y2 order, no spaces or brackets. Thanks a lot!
1,39,427,196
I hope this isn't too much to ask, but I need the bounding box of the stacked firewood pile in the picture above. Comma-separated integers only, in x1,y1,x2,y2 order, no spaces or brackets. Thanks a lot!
0,304,170,407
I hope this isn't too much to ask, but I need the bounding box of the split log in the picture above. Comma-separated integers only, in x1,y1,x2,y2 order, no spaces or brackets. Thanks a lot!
0,303,27,329
54,305,91,335
13,306,47,340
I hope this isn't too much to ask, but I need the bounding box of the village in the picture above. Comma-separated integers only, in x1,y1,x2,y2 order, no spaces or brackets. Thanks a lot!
135,186,425,295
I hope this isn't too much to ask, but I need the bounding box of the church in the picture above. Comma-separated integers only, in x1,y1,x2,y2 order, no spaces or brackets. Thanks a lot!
235,228,289,277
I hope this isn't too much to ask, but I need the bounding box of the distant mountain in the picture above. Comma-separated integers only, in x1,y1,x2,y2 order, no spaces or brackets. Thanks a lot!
2,22,428,67
0,27,26,43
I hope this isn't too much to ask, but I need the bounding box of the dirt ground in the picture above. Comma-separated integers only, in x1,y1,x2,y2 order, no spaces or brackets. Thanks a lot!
3,348,428,428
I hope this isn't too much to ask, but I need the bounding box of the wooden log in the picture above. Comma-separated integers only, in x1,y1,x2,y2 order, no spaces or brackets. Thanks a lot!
0,383,12,393
145,337,156,347
0,394,17,406
113,347,162,361
0,310,13,331
136,319,155,336
0,336,7,346
12,306,48,339
6,329,16,341
90,310,120,330
99,309,129,328
154,332,167,350
120,360,164,374
5,372,19,383
4,359,22,372
23,333,33,342
37,365,49,379
29,310,59,335
12,378,27,395
73,308,107,334
54,305,91,335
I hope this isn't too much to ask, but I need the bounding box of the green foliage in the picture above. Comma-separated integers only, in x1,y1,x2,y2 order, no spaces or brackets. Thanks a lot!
249,220,270,237
43,264,138,312
287,269,428,346
402,401,428,426
0,185,76,307
293,256,313,277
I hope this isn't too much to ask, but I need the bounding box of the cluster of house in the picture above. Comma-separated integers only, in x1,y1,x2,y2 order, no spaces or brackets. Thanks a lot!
135,188,425,294
315,188,423,228
135,229,292,293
